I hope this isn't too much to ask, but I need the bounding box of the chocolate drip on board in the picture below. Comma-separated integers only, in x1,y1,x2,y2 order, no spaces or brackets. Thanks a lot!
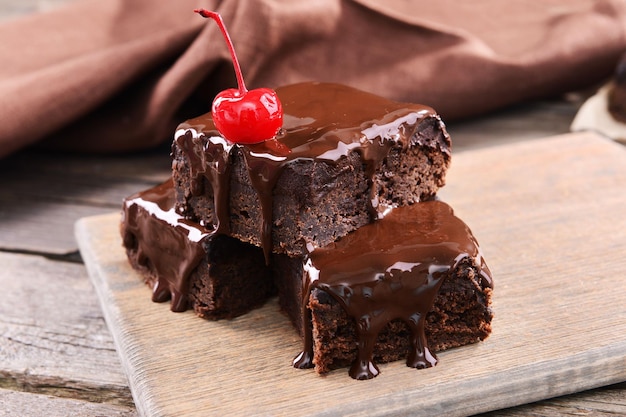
293,200,492,379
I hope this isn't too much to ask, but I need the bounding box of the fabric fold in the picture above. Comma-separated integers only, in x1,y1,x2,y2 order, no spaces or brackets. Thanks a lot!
1,0,625,158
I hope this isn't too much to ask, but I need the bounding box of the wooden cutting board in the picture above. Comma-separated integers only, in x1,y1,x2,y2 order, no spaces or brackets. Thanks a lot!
76,132,626,417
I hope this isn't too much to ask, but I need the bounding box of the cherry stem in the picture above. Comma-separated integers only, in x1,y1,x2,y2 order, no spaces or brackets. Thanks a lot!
195,9,248,94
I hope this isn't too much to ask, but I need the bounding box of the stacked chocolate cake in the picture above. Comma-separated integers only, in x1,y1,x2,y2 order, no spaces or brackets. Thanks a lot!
121,82,493,379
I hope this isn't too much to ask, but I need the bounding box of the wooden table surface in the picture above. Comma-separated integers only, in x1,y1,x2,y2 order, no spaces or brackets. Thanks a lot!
1,2,626,416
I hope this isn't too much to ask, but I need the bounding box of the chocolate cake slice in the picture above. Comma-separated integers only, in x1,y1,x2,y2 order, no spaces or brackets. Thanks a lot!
121,179,275,319
608,52,626,124
273,200,493,379
172,82,451,258
120,80,493,380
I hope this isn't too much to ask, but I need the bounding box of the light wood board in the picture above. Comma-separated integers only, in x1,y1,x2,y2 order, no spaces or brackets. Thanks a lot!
75,132,626,417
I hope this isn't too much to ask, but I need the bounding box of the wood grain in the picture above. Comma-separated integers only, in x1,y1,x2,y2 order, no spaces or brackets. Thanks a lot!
0,388,136,417
75,132,626,417
479,382,626,417
0,149,170,254
0,252,133,407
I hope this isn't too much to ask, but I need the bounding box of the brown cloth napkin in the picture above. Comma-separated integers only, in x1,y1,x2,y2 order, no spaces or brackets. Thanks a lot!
1,0,626,158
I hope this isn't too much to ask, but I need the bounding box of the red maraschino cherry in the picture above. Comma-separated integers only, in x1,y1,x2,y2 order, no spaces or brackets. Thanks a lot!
195,9,283,144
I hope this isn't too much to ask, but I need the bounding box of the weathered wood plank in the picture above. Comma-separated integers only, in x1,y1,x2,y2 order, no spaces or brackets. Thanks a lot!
1,148,172,184
448,97,581,151
0,252,133,407
480,382,626,417
0,150,171,207
0,148,170,254
0,199,115,255
0,172,156,209
0,388,136,417
75,132,626,417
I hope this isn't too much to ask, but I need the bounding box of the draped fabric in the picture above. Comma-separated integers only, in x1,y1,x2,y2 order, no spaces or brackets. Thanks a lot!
1,0,625,158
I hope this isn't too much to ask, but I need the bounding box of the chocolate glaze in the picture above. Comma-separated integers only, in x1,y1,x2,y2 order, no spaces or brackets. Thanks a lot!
174,82,449,261
121,179,212,312
122,181,492,379
292,200,492,379
120,82,492,379
609,54,626,123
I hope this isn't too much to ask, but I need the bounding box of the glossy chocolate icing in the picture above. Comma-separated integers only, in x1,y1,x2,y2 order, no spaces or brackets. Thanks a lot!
174,82,449,260
121,81,491,380
122,182,492,379
293,200,492,379
121,179,212,312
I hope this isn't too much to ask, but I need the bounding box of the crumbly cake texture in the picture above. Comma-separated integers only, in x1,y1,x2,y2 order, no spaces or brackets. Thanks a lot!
308,261,492,374
122,183,493,377
171,82,451,257
121,180,275,320
273,201,493,377
188,234,275,320
121,82,493,379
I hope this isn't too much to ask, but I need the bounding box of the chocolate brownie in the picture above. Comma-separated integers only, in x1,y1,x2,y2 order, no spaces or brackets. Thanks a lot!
120,81,494,380
608,52,626,123
121,179,275,319
273,200,493,379
171,82,451,258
